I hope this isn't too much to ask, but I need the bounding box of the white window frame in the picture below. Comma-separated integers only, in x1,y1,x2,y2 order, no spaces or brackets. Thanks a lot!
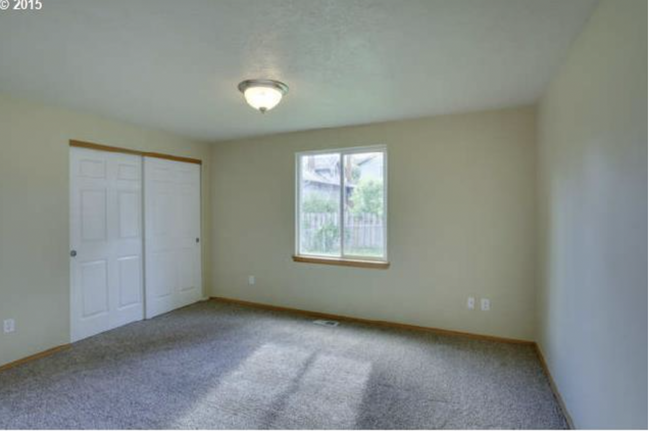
295,145,388,262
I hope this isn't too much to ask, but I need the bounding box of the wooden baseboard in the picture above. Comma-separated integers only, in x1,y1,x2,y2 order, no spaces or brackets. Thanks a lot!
534,344,575,429
210,296,534,345
0,344,71,373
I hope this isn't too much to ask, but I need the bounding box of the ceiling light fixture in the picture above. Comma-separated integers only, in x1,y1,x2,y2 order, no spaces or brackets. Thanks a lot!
238,79,289,113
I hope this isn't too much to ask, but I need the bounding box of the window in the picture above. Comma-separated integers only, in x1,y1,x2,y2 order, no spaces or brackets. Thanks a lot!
295,146,387,266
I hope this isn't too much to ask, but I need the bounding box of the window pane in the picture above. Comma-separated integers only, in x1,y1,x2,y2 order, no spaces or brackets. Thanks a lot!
343,152,385,258
299,153,341,257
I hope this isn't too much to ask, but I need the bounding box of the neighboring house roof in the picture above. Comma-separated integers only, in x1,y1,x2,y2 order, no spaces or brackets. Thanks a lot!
303,153,380,187
356,154,378,166
302,170,339,186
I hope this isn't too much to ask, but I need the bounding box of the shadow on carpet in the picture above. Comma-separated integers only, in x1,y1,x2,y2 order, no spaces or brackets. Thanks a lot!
0,301,568,429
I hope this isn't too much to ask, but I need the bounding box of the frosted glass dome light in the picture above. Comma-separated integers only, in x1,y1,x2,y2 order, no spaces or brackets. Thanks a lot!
238,79,289,113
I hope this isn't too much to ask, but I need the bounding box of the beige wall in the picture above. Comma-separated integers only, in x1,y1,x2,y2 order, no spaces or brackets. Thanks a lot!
537,0,647,428
211,106,538,340
0,93,212,367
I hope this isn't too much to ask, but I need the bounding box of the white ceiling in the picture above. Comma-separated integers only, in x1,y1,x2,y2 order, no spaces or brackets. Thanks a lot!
0,0,597,142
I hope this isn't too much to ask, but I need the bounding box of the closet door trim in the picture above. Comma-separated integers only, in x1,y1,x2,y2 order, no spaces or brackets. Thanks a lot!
70,140,203,165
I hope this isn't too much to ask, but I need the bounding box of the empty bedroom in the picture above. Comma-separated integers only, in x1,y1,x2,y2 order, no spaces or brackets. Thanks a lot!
0,0,647,430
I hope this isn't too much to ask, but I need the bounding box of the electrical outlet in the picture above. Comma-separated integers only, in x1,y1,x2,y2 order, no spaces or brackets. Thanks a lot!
467,297,475,310
3,319,15,333
248,275,255,285
480,298,490,311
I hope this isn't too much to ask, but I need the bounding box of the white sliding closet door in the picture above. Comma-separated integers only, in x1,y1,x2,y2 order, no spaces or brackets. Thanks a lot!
144,157,202,318
70,148,144,342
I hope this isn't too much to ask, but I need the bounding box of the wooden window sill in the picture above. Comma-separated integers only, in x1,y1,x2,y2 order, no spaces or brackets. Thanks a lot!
292,255,390,269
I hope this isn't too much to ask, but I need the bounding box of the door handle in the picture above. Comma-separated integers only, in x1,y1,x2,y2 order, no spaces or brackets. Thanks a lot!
195,238,200,243
70,250,77,257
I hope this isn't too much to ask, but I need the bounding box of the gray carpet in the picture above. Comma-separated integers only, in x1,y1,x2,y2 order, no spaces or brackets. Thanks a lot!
0,301,567,429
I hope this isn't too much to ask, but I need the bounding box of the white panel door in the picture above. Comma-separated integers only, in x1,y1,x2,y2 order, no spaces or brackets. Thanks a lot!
144,157,202,318
70,148,144,342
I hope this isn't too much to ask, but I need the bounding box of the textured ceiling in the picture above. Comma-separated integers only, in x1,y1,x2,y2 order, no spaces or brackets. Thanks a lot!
0,0,597,142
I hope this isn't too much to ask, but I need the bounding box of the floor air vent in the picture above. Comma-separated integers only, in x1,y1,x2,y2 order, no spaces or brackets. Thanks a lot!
313,319,340,327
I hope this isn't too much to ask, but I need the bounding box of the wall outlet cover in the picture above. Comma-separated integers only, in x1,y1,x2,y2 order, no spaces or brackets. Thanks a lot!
3,318,15,333
481,298,490,311
467,297,475,309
